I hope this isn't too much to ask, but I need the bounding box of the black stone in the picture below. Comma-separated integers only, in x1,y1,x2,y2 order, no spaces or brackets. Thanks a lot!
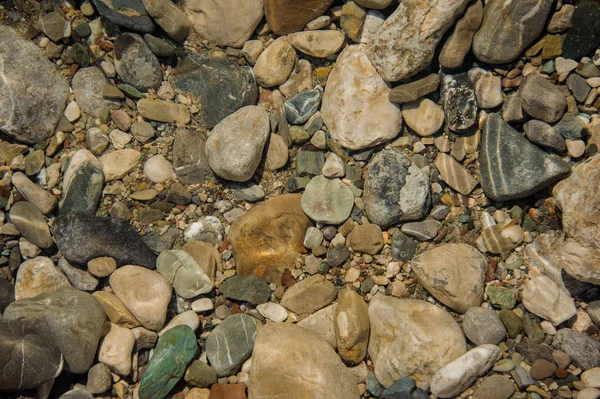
440,73,478,132
562,0,600,60
382,376,416,399
74,23,91,38
91,0,155,33
566,73,591,103
326,245,350,267
0,278,14,313
392,231,416,261
173,54,258,128
144,34,176,57
296,151,325,178
53,212,157,269
219,275,271,305
554,114,588,141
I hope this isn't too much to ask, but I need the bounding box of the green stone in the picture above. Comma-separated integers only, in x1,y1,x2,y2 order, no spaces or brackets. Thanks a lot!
289,126,310,144
184,360,217,388
486,285,517,309
296,151,324,178
493,359,515,372
118,83,146,99
540,60,555,74
71,43,90,68
457,214,470,223
318,262,330,274
509,205,523,219
522,214,537,232
138,325,198,399
499,309,523,338
25,150,45,176
523,313,545,344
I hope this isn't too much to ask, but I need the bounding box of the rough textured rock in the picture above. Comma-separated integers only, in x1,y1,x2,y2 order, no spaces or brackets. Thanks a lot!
72,67,117,119
368,295,466,388
287,30,346,58
519,73,567,124
440,73,478,132
439,1,484,69
321,45,402,150
254,38,296,88
206,314,258,376
473,0,554,64
524,120,566,152
229,194,311,284
219,274,271,305
60,149,105,215
9,201,54,249
249,323,360,398
156,250,213,299
462,307,507,345
560,0,600,60
480,114,571,201
280,275,337,314
412,244,487,313
91,0,154,32
0,26,69,144
552,329,600,370
366,0,469,82
114,33,162,91
264,0,335,35
172,129,213,185
363,150,430,228
15,257,71,301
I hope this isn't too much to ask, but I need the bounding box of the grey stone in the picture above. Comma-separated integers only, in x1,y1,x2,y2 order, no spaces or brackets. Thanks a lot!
502,92,526,123
367,372,383,397
301,175,354,225
72,67,117,119
519,73,566,124
39,11,70,42
57,257,99,292
87,363,112,394
392,231,416,261
440,73,478,132
284,88,322,125
60,150,105,215
462,307,506,345
401,220,440,241
231,183,265,202
0,26,69,144
381,376,416,399
144,33,176,57
173,54,258,128
220,275,271,305
554,114,587,140
114,33,162,91
562,0,600,60
156,250,213,299
589,301,600,327
184,360,217,388
511,365,535,389
327,245,350,267
0,278,14,313
472,375,514,399
173,129,214,185
206,314,258,377
12,172,57,215
91,0,155,32
388,74,439,104
9,201,53,249
59,389,94,399
480,113,571,201
567,73,591,103
552,328,600,370
363,150,430,228
297,151,325,178
524,120,566,152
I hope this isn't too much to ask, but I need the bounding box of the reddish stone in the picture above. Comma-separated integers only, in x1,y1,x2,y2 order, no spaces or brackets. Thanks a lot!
555,368,569,379
530,359,557,380
265,0,334,35
209,383,247,399
281,269,294,287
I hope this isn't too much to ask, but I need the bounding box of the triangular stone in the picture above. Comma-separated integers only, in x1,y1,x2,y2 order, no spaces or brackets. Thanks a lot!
480,113,571,201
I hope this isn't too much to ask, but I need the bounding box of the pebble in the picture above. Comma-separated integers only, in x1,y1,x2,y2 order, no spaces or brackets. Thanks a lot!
462,307,507,345
529,359,557,380
98,323,135,376
401,98,445,137
581,368,600,388
301,175,354,225
144,155,173,183
114,33,162,91
57,257,98,292
191,298,214,313
553,329,600,370
87,257,117,278
322,152,345,178
137,99,191,124
156,250,213,299
9,201,53,249
257,302,288,322
15,256,71,300
304,226,324,249
185,360,217,388
159,310,200,336
86,363,112,394
335,289,369,364
287,30,345,58
206,314,258,376
93,291,140,328
440,73,478,132
109,129,131,149
523,276,576,326
266,134,289,171
280,274,337,314
254,38,296,87
519,73,567,123
401,219,440,241
346,224,383,255
435,153,478,195
524,120,566,152
100,149,141,181
130,120,155,143
219,274,271,305
284,88,322,124
472,375,515,399
12,172,57,215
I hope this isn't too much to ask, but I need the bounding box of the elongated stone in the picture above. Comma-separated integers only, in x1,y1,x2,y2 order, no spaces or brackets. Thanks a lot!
440,73,478,132
9,201,53,249
388,74,439,104
434,153,478,195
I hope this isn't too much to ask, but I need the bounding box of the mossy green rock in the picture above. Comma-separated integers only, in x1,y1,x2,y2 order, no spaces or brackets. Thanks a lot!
138,325,198,399
71,43,90,68
486,285,517,309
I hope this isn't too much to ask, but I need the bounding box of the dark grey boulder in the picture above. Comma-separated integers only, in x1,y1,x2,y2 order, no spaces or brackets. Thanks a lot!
562,0,600,60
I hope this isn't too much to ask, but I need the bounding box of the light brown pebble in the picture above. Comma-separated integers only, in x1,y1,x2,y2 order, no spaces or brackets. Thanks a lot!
88,257,117,278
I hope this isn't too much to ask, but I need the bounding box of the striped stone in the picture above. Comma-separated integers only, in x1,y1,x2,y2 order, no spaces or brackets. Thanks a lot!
435,153,478,195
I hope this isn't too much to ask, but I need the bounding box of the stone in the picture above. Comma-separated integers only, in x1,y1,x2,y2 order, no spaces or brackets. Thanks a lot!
473,0,553,64
284,88,322,124
548,5,575,33
87,363,112,394
553,155,600,284
581,368,600,388
552,329,600,370
363,150,430,228
100,149,141,181
354,0,391,8
392,231,416,261
145,34,177,59
321,45,402,150
86,128,109,156
287,31,345,59
523,276,576,326
72,67,117,119
401,98,445,137
463,307,507,346
430,345,501,398
301,175,355,225
440,73,478,132
220,275,271,305
472,375,514,399
91,0,154,32
206,314,258,376
480,113,571,201
131,120,155,143
205,106,270,182
249,323,360,398
435,153,478,196
388,74,439,104
56,257,98,292
264,0,334,35
473,72,503,109
368,296,466,388
555,114,587,140
98,323,135,376
562,0,600,60
335,289,369,364
366,0,469,82
529,359,557,380
0,26,69,144
185,360,217,388
3,287,106,374
15,256,70,301
9,201,53,249
172,129,213,185
142,0,190,42
524,120,566,152
519,73,566,123
39,10,70,42
173,54,258,129
589,302,600,327
280,274,336,314
209,383,246,399
400,219,440,241
138,326,198,399
322,153,345,178
296,150,325,177
182,241,221,281
439,1,484,69
346,224,383,255
114,33,162,91
12,172,56,215
340,1,366,41
60,149,105,215
567,74,591,103
184,216,224,245
297,304,337,348
110,129,131,149
53,213,156,269
266,134,289,171
254,38,296,88
137,99,191,124
257,302,288,322
93,291,140,328
499,309,523,338
144,155,173,183
229,194,312,284
156,250,213,299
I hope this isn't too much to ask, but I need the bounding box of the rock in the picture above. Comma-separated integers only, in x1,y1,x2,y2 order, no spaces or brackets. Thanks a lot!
93,291,140,328
321,45,402,150
553,329,600,370
172,129,213,185
280,60,314,99
184,216,224,245
363,150,430,228
388,74,439,104
72,67,116,119
12,172,56,215
254,38,296,88
322,153,345,178
555,114,587,141
185,360,217,388
392,231,417,261
335,289,369,364
472,375,514,399
297,304,337,348
473,0,553,64
39,10,70,42
206,314,258,376
142,0,190,42
60,149,105,215
264,0,334,35
91,0,154,32
156,250,213,299
431,345,501,398
562,0,600,60
182,241,221,281
301,175,355,225
15,256,71,301
100,149,141,181
529,359,557,380
346,224,383,255
9,201,53,249
523,276,576,326
366,0,469,82
110,265,171,331
87,363,112,394
435,153,478,196
3,287,106,374
440,73,478,132
0,26,69,144
463,307,507,346
524,120,566,152
131,120,155,143
368,296,466,388
296,150,325,177
220,275,271,305
473,72,503,109
53,213,157,269
266,134,289,171
439,1,484,69
144,155,173,183
519,73,567,124
0,279,14,312
249,323,360,398
205,106,270,182
553,155,600,284
581,368,600,388
209,383,246,399
184,0,263,48
137,99,191,124
138,326,198,398
98,323,135,376
257,302,288,322
284,88,322,125
566,74,591,103
341,1,366,41
480,114,571,201
401,98,445,137
114,33,162,91
229,194,312,284
280,274,337,314
173,54,258,128
287,30,345,58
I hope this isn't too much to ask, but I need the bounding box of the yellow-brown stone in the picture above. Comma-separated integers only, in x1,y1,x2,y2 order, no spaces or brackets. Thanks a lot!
93,291,141,328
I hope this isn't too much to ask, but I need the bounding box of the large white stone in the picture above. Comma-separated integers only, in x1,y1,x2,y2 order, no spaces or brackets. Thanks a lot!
522,276,576,326
98,323,135,376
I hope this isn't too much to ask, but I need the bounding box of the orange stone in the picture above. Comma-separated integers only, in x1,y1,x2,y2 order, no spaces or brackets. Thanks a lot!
209,383,247,399
264,0,334,35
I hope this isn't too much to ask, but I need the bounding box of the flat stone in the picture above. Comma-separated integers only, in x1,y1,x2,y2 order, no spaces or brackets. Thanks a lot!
137,99,191,124
287,30,345,58
297,304,337,348
402,98,445,137
562,0,600,60
91,0,154,32
114,33,162,91
388,74,440,104
157,250,213,299
172,129,213,185
439,1,483,69
144,155,173,183
264,0,334,35
57,257,98,292
220,274,271,305
529,359,557,380
9,201,53,249
93,291,140,328
15,256,71,301
335,289,369,364
98,323,135,376
86,128,109,156
552,329,600,370
254,38,296,88
266,134,289,171
472,375,514,399
12,172,57,215
440,73,478,132
392,231,416,261
206,314,258,376
523,276,576,326
519,73,567,123
39,10,70,42
435,153,478,195
463,307,507,345
284,88,322,125
480,113,571,201
524,120,566,152
185,360,217,388
473,72,503,109
142,0,191,42
280,274,337,314
87,363,112,394
567,73,591,103
100,149,141,181
131,120,155,143
301,175,354,225
257,302,288,322
296,150,325,177
60,149,105,215
401,219,440,241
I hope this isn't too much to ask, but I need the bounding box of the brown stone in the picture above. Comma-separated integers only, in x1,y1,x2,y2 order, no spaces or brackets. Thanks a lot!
229,194,312,284
439,1,483,69
434,153,478,195
264,0,334,35
346,223,384,255
93,291,141,328
182,241,221,281
388,74,440,104
529,359,557,380
209,383,247,399
341,1,366,41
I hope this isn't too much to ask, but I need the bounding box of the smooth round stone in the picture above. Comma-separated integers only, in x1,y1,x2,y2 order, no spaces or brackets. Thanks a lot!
131,120,155,143
9,201,53,249
159,310,200,336
254,38,296,87
401,98,445,137
257,302,288,322
304,226,325,249
301,175,354,225
266,134,289,171
286,30,345,58
472,375,514,399
144,155,174,183
15,256,71,300
191,298,214,313
529,359,557,380
100,149,141,181
462,307,507,345
346,224,384,255
87,257,117,278
98,322,135,376
87,363,112,394
12,171,57,215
